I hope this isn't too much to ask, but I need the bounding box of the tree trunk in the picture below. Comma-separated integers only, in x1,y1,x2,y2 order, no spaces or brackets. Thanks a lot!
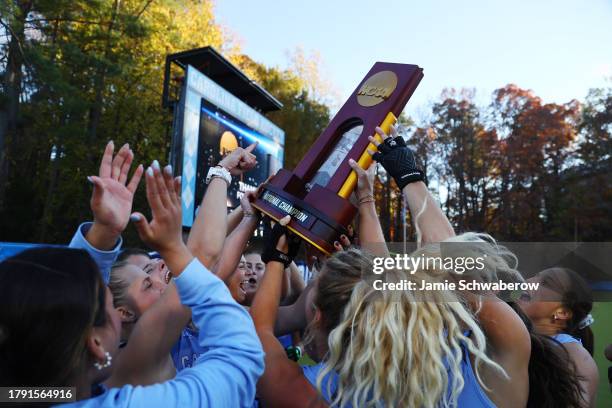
0,0,33,209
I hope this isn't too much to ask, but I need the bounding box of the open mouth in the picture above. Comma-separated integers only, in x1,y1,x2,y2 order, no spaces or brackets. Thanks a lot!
164,269,172,284
239,279,249,295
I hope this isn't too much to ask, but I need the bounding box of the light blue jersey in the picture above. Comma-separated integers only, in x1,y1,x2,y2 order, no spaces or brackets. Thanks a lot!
553,333,581,345
57,258,264,408
68,222,121,284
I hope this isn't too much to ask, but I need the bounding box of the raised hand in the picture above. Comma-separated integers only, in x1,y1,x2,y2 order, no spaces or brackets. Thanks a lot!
367,125,425,189
218,142,258,175
130,163,192,276
130,163,181,252
87,141,143,249
240,176,270,217
261,216,301,267
348,157,376,201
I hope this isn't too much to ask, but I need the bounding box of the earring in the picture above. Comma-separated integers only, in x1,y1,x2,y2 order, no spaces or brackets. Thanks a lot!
94,351,112,370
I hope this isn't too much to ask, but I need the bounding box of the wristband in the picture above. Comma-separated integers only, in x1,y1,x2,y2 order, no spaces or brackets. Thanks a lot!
206,165,231,185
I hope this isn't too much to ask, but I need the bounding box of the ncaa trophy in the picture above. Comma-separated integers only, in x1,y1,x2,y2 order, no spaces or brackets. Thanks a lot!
252,62,423,254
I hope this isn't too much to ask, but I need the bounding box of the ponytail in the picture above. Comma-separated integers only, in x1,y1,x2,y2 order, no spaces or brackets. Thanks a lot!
508,302,585,408
570,326,594,356
540,268,594,355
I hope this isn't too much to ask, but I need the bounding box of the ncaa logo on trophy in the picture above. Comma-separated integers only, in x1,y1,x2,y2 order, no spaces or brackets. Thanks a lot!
253,62,424,254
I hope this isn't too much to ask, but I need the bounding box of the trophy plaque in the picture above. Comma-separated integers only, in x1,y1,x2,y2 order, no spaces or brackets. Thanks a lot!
252,62,423,254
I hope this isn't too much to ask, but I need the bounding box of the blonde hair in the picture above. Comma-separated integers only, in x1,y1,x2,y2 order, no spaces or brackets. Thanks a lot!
314,239,517,408
109,261,134,308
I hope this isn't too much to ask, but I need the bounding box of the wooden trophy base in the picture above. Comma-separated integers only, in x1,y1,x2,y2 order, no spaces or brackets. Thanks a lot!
252,169,356,255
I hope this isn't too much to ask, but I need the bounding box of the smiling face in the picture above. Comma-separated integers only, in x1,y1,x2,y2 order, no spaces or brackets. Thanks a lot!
125,254,170,291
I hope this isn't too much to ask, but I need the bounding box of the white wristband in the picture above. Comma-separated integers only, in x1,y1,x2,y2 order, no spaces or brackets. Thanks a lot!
206,166,231,185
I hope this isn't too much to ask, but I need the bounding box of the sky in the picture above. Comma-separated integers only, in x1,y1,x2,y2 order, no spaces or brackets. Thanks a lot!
215,0,612,121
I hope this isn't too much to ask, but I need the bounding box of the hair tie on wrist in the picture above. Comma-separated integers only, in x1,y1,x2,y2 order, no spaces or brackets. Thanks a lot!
358,194,375,204
577,313,594,329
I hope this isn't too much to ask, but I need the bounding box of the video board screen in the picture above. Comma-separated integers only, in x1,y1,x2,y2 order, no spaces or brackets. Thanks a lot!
195,98,283,210
174,65,284,227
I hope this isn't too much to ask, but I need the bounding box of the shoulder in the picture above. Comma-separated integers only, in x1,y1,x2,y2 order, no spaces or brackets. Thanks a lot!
563,342,599,379
478,300,531,358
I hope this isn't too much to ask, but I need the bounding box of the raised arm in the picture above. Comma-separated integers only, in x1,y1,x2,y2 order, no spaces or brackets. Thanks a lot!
99,161,264,407
69,141,143,283
369,126,454,245
213,189,260,282
347,158,388,256
249,219,324,407
187,143,257,268
106,163,191,387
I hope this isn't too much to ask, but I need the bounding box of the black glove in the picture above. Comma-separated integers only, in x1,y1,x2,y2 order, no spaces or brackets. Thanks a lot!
261,220,301,267
372,135,426,189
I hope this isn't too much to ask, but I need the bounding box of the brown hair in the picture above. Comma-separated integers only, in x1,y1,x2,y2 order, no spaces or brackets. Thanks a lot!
0,248,107,386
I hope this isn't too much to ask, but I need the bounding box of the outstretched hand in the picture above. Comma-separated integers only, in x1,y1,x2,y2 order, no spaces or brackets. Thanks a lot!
240,175,271,216
87,141,143,249
366,125,425,189
130,163,182,254
261,216,301,267
348,157,376,200
130,162,193,276
219,142,258,176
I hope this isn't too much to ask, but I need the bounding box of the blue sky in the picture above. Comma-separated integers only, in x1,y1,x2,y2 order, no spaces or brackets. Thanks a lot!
215,0,612,121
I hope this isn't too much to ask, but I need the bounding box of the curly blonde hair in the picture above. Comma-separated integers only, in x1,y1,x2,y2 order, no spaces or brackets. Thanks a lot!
313,238,518,408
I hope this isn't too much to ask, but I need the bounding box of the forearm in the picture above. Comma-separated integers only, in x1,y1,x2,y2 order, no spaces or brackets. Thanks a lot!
69,222,121,284
187,178,228,268
226,206,244,234
358,201,389,256
159,244,194,279
86,222,122,251
275,283,313,336
214,216,259,281
282,262,305,305
250,261,285,332
110,284,190,386
403,182,455,244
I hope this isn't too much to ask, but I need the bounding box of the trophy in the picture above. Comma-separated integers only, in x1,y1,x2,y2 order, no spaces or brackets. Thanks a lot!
252,62,423,254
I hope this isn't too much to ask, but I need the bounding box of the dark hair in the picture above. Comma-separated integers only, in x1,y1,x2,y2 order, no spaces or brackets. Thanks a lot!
0,247,107,387
540,268,594,354
117,247,151,263
244,238,265,256
508,302,585,408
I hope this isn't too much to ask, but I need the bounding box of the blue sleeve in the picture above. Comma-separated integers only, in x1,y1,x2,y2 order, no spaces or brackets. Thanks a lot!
68,222,121,285
61,258,264,408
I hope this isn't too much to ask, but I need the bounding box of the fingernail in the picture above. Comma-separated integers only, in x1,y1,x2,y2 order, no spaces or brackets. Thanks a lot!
176,176,182,184
152,160,160,170
164,165,172,175
130,214,141,222
87,176,93,184
108,140,114,145
349,159,355,164
146,167,153,177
